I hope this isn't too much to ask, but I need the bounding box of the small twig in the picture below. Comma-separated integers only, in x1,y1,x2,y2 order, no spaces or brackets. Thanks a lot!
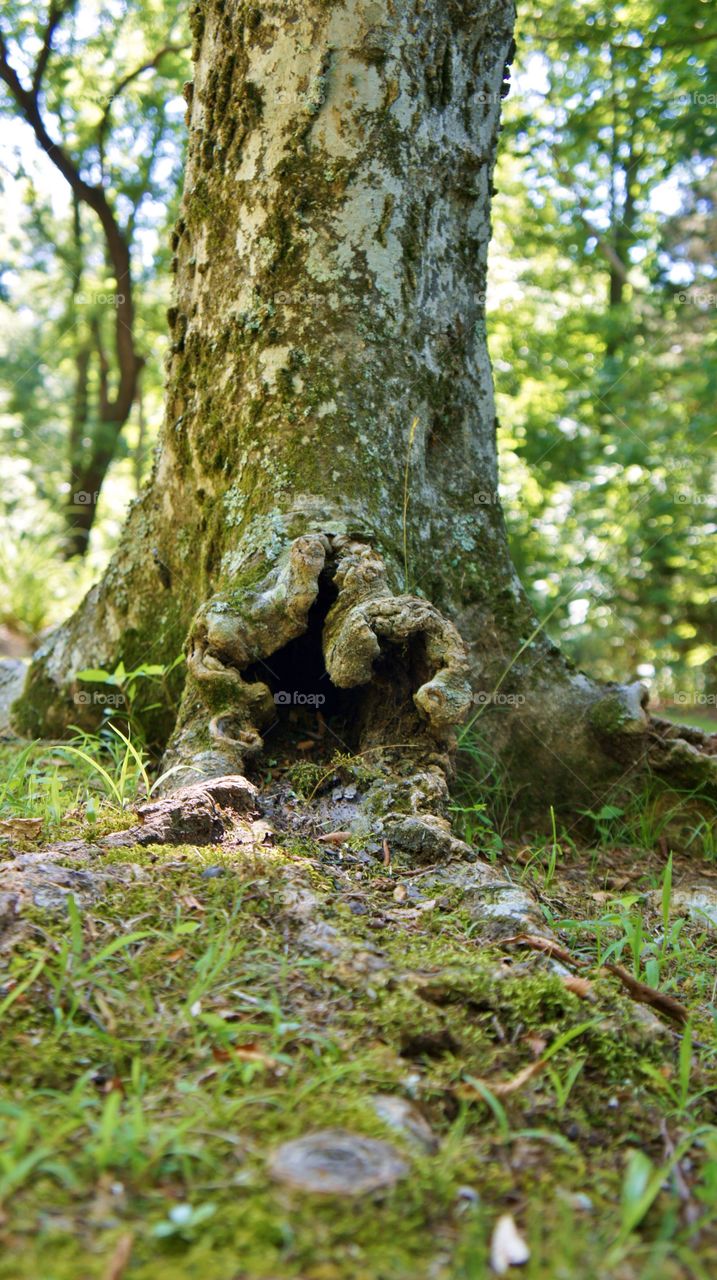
501,933,579,968
602,962,689,1026
500,933,690,1025
102,1232,134,1280
458,1058,547,1100
390,861,443,878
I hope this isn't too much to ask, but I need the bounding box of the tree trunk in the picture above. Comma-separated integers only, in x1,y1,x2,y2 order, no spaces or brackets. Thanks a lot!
64,314,143,557
0,35,143,558
11,0,715,842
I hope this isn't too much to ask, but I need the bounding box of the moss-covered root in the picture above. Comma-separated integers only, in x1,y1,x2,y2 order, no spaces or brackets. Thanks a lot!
158,534,474,860
324,537,472,735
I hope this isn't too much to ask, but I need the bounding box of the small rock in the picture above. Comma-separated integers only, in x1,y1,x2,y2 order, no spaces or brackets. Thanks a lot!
33,886,71,912
268,1129,408,1195
490,1214,530,1274
296,920,343,956
0,658,26,734
456,1185,480,1206
201,866,227,880
381,814,468,864
663,887,717,930
104,774,257,847
371,1095,439,1152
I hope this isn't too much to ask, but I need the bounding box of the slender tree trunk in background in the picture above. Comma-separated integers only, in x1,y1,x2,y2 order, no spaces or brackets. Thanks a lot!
134,369,147,496
12,0,715,842
64,315,143,558
63,199,98,559
0,41,143,558
67,345,91,498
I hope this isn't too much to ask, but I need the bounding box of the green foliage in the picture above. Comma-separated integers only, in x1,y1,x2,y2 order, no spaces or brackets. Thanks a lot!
0,0,189,551
490,0,716,707
0,516,98,635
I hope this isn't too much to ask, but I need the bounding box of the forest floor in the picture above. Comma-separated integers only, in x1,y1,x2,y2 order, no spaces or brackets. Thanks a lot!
0,737,716,1280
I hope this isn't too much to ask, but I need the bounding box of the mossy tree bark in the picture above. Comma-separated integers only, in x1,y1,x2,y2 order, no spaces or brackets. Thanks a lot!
12,0,715,843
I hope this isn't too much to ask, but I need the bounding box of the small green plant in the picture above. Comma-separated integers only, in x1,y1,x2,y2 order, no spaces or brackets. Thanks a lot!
152,1202,217,1241
76,654,184,736
607,1125,717,1266
640,1022,716,1118
449,800,504,862
545,1055,586,1113
56,724,150,809
451,728,514,855
579,802,625,844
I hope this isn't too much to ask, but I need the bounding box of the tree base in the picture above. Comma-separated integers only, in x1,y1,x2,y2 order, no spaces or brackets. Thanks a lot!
6,523,716,856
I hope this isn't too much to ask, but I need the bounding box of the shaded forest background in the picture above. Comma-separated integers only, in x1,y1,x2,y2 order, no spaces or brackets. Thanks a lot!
0,0,715,719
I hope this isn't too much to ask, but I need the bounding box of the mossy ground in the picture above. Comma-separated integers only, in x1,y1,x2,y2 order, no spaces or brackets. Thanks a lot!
0,742,716,1279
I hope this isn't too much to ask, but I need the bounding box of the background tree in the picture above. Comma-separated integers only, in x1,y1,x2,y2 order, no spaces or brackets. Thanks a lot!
0,0,189,554
489,0,716,715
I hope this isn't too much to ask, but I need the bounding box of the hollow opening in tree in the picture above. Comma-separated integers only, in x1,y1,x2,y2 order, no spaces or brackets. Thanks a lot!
241,568,365,764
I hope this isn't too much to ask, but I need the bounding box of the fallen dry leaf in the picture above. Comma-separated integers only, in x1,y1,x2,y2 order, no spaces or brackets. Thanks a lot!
382,839,392,868
562,975,594,999
458,1058,546,1100
500,933,579,968
234,1043,281,1068
317,831,352,845
523,1033,548,1057
490,1214,530,1274
213,1042,284,1071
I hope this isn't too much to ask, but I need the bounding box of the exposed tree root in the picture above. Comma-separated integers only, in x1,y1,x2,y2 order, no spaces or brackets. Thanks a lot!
2,535,714,860
155,535,475,861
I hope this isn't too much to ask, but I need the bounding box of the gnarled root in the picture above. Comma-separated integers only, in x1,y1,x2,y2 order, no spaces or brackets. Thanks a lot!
159,534,473,861
324,537,472,735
